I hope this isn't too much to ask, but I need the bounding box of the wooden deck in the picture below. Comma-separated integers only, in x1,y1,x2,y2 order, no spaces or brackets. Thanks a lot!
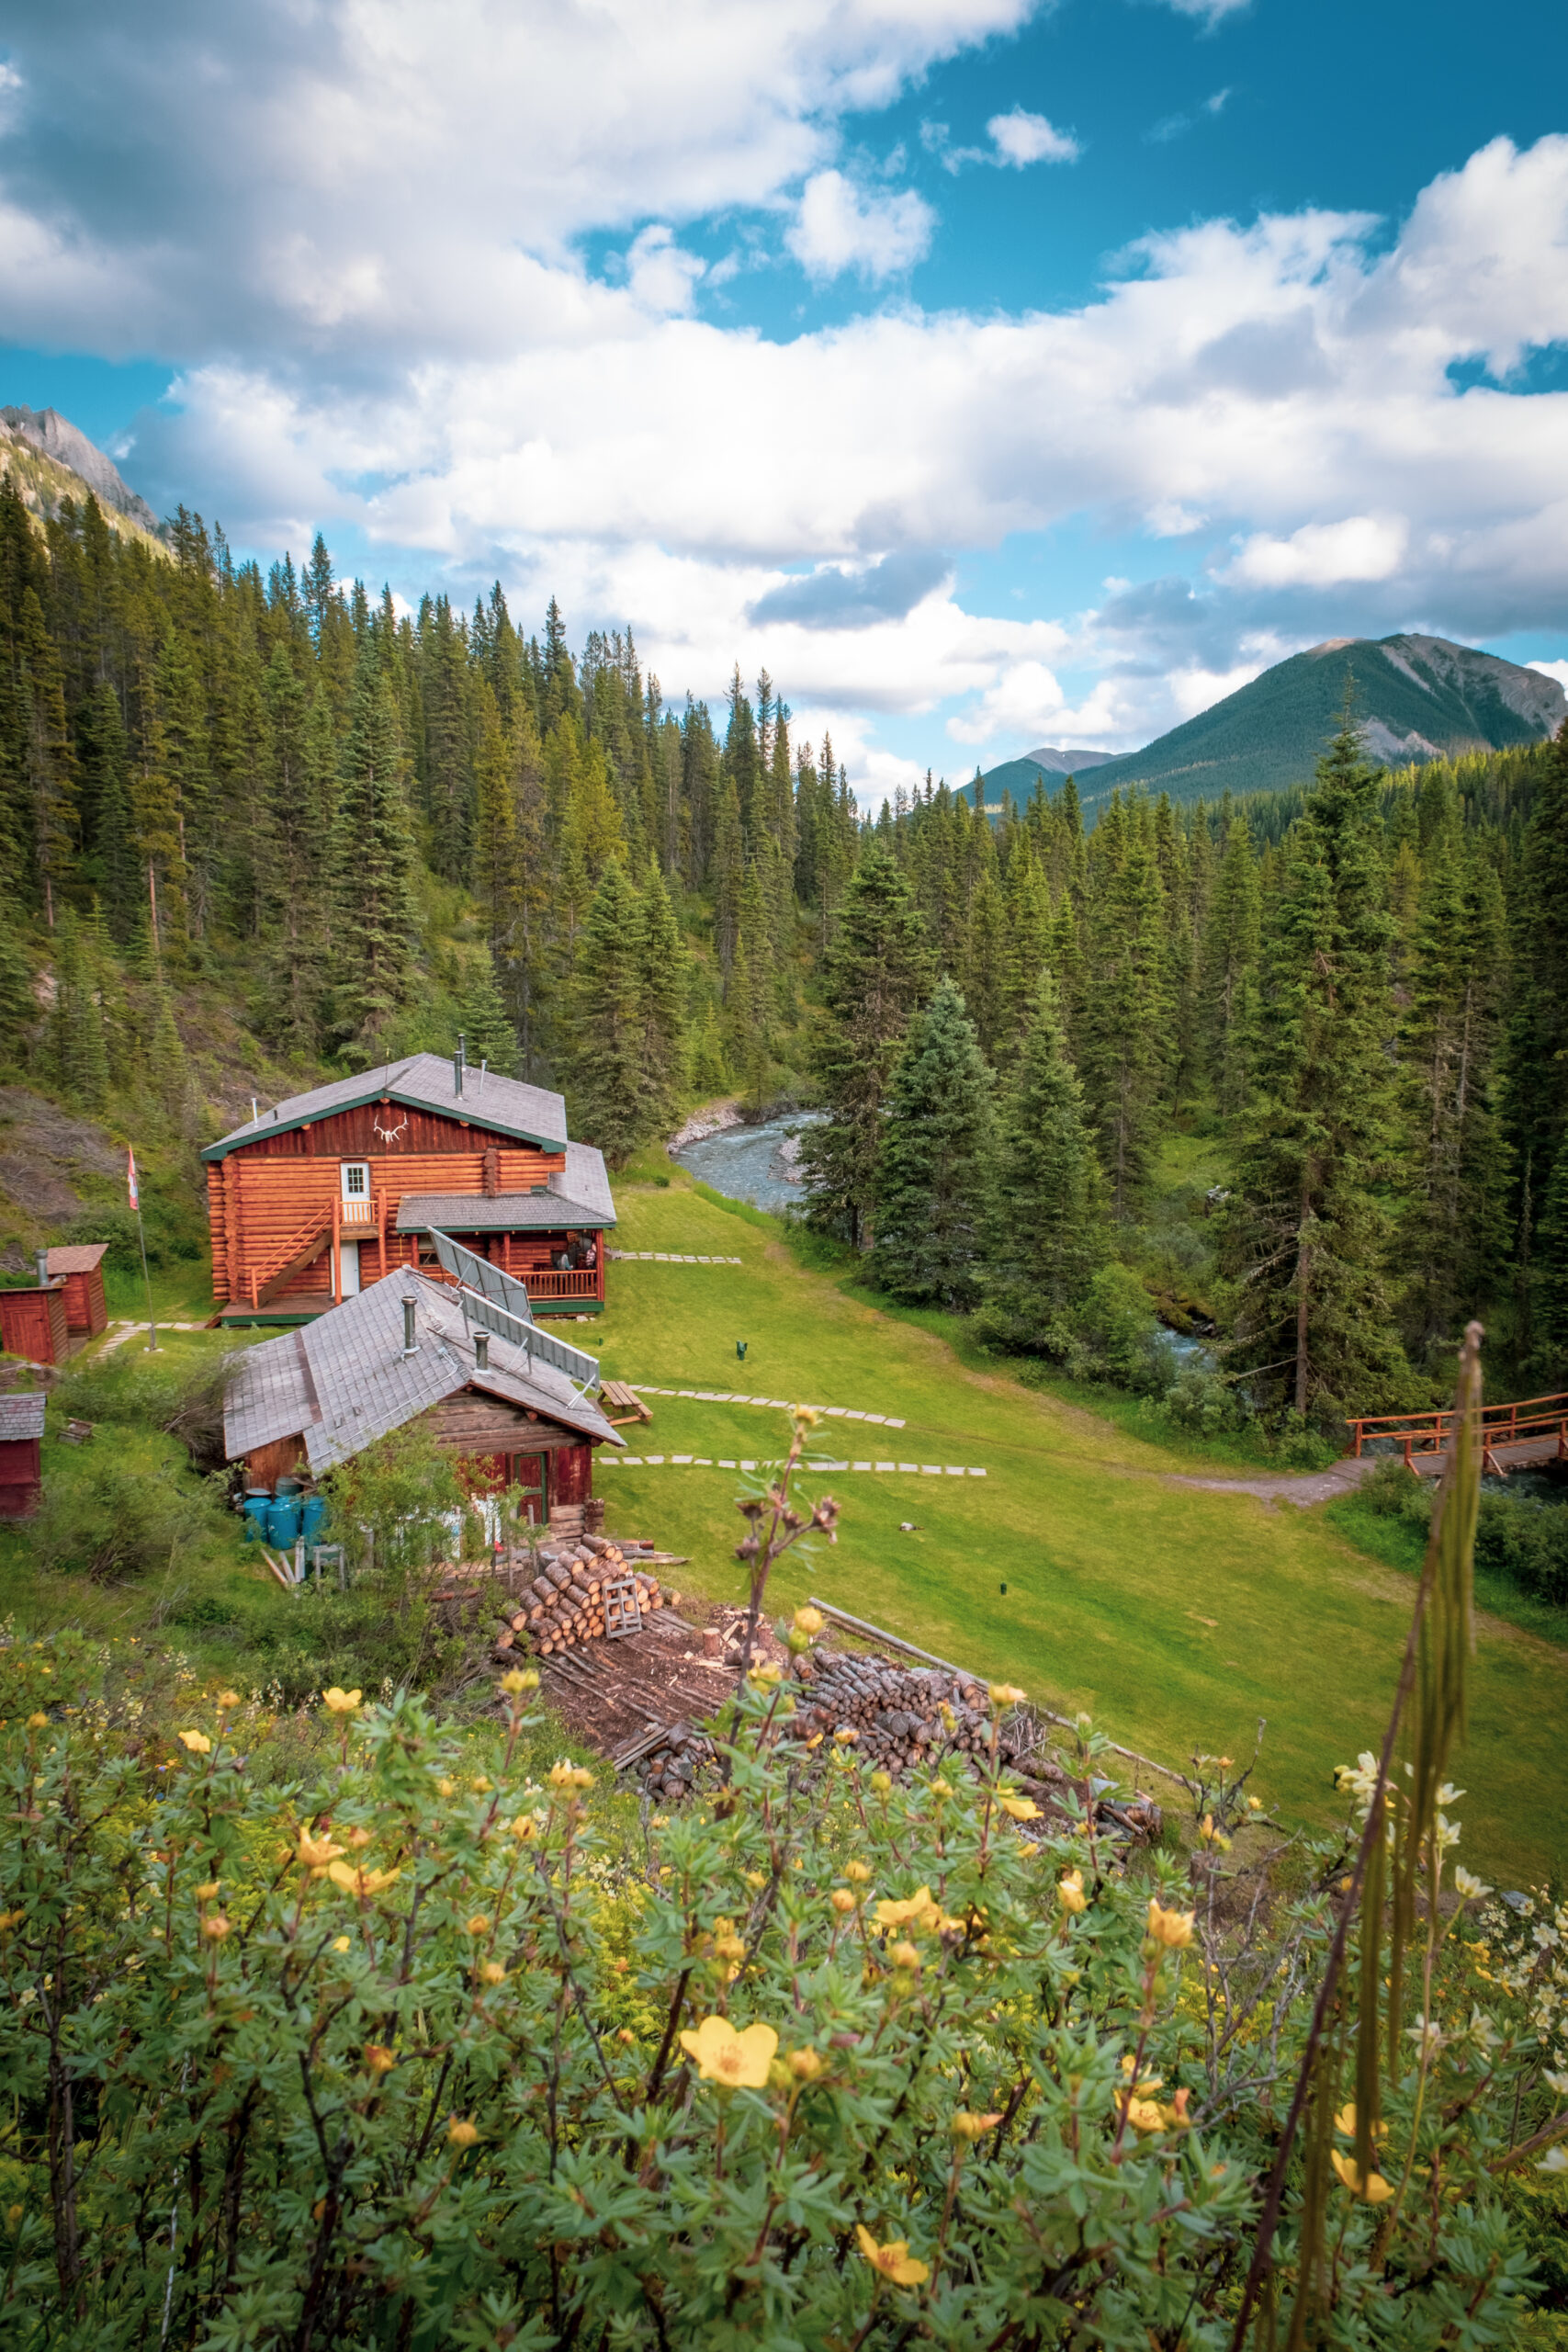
1348,1391,1568,1479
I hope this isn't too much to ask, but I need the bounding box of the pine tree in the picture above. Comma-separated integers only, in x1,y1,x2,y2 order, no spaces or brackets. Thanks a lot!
1224,719,1411,1426
981,973,1109,1347
964,869,1007,1062
712,774,744,974
20,587,76,926
637,862,688,1130
798,842,932,1248
1201,816,1261,1118
330,650,418,1054
999,842,1051,1053
870,977,994,1308
51,911,109,1112
1077,795,1168,1218
259,660,335,1059
456,950,521,1077
561,860,655,1164
1533,1143,1568,1382
1502,723,1568,1351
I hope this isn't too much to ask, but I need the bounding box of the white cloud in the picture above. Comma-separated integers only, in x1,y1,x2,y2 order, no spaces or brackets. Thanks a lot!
1529,659,1568,696
1228,514,1410,588
624,225,705,315
785,169,935,280
1159,0,1251,25
987,107,1080,166
947,658,1065,742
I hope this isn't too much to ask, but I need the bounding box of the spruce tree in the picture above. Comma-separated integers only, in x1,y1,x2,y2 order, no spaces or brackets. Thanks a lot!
1532,1144,1568,1382
964,869,1007,1063
51,911,109,1112
637,862,688,1131
870,976,995,1309
981,973,1109,1348
999,842,1051,1052
561,859,652,1165
1201,816,1261,1119
1502,722,1568,1351
330,650,418,1054
798,842,932,1248
456,950,521,1078
1077,795,1168,1219
1224,720,1411,1426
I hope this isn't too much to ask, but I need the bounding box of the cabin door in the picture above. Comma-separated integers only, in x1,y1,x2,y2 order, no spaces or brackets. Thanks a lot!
338,1241,361,1296
509,1452,548,1527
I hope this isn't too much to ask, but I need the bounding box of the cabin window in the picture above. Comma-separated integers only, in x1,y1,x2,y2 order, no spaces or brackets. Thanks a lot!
341,1162,370,1206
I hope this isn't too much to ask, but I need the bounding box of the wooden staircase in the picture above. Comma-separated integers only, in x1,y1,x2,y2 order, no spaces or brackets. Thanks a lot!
248,1212,333,1310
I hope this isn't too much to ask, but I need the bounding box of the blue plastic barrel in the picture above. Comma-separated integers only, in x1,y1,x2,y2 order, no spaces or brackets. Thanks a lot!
275,1475,303,1498
266,1497,302,1548
299,1495,329,1545
241,1494,271,1543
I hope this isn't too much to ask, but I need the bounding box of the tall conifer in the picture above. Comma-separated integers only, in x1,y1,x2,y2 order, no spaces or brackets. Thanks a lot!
982,973,1109,1347
870,976,994,1308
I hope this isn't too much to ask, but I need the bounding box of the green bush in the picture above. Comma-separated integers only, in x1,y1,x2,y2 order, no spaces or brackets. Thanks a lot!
27,1453,216,1582
1156,1362,1254,1439
0,1653,1551,2349
1359,1457,1568,1605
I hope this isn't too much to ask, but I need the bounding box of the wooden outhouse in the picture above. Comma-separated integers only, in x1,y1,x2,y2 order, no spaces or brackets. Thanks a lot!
203,1050,615,1326
0,1391,46,1516
46,1244,109,1337
222,1269,622,1530
0,1280,68,1366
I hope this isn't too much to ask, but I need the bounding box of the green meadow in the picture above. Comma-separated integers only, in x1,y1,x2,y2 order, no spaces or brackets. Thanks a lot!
593,1171,1566,1887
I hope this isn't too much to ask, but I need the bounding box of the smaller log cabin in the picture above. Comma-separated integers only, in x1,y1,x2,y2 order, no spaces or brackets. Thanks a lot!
0,1391,46,1517
203,1051,615,1325
46,1244,109,1338
222,1271,624,1522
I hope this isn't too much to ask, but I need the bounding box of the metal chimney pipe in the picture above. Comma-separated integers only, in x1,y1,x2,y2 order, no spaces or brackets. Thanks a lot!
35,1249,50,1289
454,1033,466,1096
474,1332,489,1371
401,1296,418,1356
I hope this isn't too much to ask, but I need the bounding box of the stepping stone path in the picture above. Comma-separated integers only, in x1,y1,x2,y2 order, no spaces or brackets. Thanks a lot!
606,1250,743,1265
606,1456,987,1477
628,1387,906,1427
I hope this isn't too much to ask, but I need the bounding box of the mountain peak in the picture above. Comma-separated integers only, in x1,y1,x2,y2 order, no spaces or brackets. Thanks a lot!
0,405,160,533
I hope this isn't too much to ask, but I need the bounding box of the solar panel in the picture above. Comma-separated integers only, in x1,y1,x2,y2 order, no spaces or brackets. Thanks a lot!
425,1228,601,1392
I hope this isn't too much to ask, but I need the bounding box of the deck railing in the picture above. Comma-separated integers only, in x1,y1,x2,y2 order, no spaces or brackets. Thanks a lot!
1347,1389,1568,1470
522,1266,602,1301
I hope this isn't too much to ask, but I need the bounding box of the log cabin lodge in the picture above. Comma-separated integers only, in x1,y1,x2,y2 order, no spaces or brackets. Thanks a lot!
204,1050,615,1325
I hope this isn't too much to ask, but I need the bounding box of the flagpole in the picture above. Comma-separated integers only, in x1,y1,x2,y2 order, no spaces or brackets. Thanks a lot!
128,1148,158,1353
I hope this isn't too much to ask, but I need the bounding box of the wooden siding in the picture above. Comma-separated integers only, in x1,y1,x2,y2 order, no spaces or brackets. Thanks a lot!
239,1392,600,1490
57,1262,107,1336
209,1116,569,1306
0,1287,68,1365
0,1434,42,1517
242,1435,308,1489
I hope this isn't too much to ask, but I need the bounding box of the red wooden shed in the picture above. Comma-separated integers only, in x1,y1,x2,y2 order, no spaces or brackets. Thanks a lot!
0,1391,46,1517
0,1282,68,1366
46,1244,109,1337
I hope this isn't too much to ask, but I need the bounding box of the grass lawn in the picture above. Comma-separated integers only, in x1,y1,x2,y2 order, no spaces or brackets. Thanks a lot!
592,1173,1567,1887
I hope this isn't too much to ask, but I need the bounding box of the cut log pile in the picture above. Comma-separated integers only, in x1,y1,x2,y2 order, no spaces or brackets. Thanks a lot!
784,1652,1163,1844
617,1718,720,1800
491,1530,682,1658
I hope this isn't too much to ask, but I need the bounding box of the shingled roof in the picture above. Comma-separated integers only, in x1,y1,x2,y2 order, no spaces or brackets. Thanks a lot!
202,1053,569,1160
395,1142,615,1235
0,1393,47,1442
222,1272,622,1475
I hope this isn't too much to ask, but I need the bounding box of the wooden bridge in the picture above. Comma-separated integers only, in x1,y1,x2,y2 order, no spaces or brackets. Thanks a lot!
1348,1390,1568,1478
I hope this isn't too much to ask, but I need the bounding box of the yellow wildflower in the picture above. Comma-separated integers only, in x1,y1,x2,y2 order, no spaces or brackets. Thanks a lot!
1146,1899,1196,1951
854,2224,929,2286
869,1770,892,1793
1056,1870,1088,1914
26,1713,48,1730
500,1668,538,1695
830,1888,857,1916
788,2047,824,2080
1333,2103,1387,2141
446,2117,480,2148
510,1815,537,1841
437,1779,457,1799
364,2045,396,2075
176,1730,211,1755
793,1606,824,1636
466,1914,493,1936
678,2015,778,2088
215,1690,241,1710
844,1860,873,1883
874,1888,938,1931
478,1961,507,1985
833,1725,859,1744
743,1869,767,1889
998,1794,1041,1822
952,2110,1003,2140
331,1935,351,1952
201,1914,231,1941
194,1881,220,1903
326,1860,400,1898
321,1688,361,1715
548,1760,594,1789
297,1827,344,1869
1330,2151,1395,2202
1124,2097,1166,2133
889,1940,922,1970
748,1659,783,1688
988,1682,1026,1707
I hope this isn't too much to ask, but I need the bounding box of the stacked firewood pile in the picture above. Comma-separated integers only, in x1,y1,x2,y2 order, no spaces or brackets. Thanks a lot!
493,1531,681,1658
618,1719,720,1802
784,1652,1162,1843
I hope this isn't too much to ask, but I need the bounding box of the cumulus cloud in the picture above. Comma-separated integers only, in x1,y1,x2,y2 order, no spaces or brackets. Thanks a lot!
749,549,951,628
987,108,1080,166
784,170,935,280
1227,514,1410,588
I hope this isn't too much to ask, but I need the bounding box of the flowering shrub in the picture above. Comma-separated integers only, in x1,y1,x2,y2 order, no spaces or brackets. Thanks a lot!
0,1650,1558,2349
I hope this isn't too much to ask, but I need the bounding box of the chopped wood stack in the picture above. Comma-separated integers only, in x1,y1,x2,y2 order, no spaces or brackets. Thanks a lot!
619,1718,718,1800
787,1654,998,1770
492,1530,681,1658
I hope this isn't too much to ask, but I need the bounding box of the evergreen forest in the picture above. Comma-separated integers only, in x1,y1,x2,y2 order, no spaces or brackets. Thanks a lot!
4,478,1568,1437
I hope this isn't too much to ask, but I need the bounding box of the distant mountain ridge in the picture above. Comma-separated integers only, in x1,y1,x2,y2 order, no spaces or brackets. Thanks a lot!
983,633,1567,813
0,405,164,548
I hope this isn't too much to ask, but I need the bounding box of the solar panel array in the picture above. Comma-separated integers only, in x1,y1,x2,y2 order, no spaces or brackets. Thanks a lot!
425,1227,600,1392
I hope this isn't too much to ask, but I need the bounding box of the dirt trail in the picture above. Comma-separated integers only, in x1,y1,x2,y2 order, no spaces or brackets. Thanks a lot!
1161,1457,1379,1510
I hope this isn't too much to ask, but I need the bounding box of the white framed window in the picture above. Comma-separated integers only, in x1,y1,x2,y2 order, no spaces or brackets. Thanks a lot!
341,1161,370,1206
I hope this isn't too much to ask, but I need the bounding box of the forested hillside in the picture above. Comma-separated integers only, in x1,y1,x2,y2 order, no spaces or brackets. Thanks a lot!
3,470,1566,1430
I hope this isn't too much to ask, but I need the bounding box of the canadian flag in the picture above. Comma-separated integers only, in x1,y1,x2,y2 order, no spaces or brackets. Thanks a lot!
127,1147,139,1213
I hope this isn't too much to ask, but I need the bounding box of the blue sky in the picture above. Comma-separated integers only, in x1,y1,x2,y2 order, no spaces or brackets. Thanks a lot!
2,0,1566,797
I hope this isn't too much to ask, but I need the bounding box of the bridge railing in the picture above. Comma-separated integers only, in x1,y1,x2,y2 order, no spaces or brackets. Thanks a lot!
1348,1389,1568,1467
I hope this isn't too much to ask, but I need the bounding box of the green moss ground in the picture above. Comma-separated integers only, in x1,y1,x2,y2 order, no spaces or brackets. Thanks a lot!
590,1174,1566,1886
